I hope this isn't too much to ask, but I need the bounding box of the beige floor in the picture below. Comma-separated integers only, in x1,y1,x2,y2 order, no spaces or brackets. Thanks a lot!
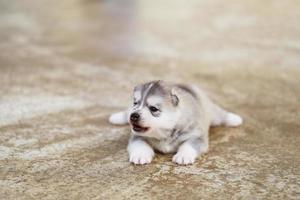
0,0,299,199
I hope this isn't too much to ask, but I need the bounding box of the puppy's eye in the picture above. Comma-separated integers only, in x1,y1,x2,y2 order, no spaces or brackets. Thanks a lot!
149,106,159,112
133,102,138,106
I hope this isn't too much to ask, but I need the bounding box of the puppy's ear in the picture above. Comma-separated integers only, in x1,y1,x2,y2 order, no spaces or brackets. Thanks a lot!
170,88,179,106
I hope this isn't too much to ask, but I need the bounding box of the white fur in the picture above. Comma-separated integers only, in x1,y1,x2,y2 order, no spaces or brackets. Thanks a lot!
147,96,163,106
210,116,224,127
133,91,141,101
134,109,180,140
127,139,154,165
224,113,243,127
172,142,198,165
109,111,128,125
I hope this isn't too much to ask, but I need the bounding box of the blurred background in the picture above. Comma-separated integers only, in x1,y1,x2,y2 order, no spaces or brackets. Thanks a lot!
0,0,299,199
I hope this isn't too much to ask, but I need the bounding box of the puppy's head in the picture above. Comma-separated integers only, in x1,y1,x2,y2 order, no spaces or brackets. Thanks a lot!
128,80,180,138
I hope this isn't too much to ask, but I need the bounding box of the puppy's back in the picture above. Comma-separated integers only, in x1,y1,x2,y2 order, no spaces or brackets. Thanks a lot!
173,83,212,134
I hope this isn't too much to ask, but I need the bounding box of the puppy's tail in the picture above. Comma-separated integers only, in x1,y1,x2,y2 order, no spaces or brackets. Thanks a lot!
209,103,243,127
109,111,129,125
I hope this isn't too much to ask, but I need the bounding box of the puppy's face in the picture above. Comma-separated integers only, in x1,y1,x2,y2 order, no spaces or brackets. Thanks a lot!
128,81,179,139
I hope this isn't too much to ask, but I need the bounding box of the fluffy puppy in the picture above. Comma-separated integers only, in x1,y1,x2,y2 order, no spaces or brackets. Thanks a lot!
109,80,242,165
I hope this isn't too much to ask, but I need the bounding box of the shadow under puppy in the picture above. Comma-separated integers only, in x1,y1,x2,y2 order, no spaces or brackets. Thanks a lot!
109,80,243,165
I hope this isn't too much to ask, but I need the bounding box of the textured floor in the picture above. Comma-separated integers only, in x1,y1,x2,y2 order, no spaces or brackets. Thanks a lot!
0,0,300,199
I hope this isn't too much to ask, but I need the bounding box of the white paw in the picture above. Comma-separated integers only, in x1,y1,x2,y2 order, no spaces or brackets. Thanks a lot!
173,141,199,165
128,140,154,165
225,113,243,127
172,153,196,165
109,111,128,125
129,151,154,165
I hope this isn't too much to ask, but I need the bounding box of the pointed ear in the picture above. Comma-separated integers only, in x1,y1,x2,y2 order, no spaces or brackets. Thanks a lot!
171,88,179,106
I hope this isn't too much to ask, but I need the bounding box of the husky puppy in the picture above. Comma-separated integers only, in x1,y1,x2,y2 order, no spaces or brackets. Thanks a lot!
109,80,242,165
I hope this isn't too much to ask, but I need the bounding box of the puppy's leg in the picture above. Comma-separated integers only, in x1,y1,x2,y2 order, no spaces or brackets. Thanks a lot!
109,110,128,125
209,102,243,127
172,137,208,165
128,136,154,165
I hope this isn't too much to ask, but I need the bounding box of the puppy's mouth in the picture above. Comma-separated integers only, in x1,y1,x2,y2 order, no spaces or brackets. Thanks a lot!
131,123,149,133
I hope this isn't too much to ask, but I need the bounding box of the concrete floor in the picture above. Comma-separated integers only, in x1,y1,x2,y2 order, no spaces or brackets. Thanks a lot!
0,0,299,199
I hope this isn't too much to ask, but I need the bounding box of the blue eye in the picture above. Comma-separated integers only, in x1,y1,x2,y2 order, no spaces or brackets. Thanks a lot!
149,106,159,112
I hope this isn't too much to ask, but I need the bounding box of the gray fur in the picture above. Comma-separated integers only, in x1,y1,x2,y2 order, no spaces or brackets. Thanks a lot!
145,81,166,100
135,81,166,107
175,84,198,99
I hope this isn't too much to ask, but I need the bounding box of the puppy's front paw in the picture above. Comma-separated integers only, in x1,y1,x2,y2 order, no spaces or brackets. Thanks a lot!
128,139,154,165
129,150,154,165
172,153,196,165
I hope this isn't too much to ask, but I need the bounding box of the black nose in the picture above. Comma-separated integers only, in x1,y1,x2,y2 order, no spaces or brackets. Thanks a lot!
130,112,140,122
